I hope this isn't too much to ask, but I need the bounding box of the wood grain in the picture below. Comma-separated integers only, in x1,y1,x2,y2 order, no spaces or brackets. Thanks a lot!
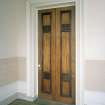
43,33,50,72
38,6,75,104
62,32,70,74
55,7,75,104
38,9,56,100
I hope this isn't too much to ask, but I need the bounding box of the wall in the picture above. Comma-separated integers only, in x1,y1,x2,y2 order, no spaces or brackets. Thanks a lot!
0,0,27,103
84,0,105,104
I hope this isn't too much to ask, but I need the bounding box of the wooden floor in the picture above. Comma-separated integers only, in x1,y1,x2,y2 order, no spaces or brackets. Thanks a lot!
9,99,75,105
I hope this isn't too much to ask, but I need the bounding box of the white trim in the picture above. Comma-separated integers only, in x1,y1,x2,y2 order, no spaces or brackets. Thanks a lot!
0,81,26,102
84,90,105,105
75,0,85,104
26,0,32,97
33,8,38,97
26,0,38,98
0,81,37,105
0,93,17,105
31,0,75,5
0,82,17,102
0,93,37,105
17,81,27,94
26,0,84,105
32,1,75,10
17,93,37,102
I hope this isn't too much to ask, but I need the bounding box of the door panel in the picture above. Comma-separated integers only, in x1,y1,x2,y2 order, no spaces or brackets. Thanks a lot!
61,31,71,97
42,13,51,94
38,9,56,100
38,7,75,104
55,7,75,104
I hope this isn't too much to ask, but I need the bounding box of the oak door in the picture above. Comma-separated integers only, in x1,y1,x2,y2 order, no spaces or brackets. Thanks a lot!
38,7,75,104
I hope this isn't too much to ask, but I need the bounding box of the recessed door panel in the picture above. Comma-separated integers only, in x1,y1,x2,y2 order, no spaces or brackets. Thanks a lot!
42,13,51,94
61,11,71,97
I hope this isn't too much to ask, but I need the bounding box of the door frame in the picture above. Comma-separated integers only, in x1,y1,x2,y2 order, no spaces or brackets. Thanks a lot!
26,0,85,105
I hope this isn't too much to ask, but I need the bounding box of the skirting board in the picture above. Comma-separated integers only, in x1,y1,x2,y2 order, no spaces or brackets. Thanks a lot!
0,81,37,105
84,90,105,105
0,93,37,105
0,81,26,102
17,93,38,102
0,93,17,105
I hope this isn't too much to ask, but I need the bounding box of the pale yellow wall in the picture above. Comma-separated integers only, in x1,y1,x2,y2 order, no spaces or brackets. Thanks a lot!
17,57,26,81
0,58,18,86
0,57,26,86
85,60,105,92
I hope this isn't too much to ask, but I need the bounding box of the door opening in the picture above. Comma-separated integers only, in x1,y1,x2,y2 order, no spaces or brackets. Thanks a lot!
38,6,75,104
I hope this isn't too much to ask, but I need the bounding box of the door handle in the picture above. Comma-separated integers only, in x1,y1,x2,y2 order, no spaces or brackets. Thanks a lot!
38,64,41,70
38,64,40,67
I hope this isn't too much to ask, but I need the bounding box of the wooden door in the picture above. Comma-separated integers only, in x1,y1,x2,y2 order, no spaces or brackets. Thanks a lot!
38,7,75,104
55,7,75,104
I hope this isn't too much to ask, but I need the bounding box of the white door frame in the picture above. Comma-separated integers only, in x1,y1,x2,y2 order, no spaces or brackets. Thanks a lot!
26,0,84,105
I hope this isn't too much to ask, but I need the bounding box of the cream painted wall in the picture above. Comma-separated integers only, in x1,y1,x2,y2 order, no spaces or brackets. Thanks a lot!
83,0,105,104
0,0,27,103
0,0,18,58
0,0,27,102
0,0,26,58
84,0,105,89
16,0,27,58
84,0,105,60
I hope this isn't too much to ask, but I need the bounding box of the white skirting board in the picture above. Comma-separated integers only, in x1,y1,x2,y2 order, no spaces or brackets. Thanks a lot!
2,82,105,105
0,82,18,102
0,81,37,105
84,90,105,105
0,93,17,105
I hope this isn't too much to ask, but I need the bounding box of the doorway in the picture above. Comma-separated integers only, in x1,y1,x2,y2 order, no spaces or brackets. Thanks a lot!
38,6,75,104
